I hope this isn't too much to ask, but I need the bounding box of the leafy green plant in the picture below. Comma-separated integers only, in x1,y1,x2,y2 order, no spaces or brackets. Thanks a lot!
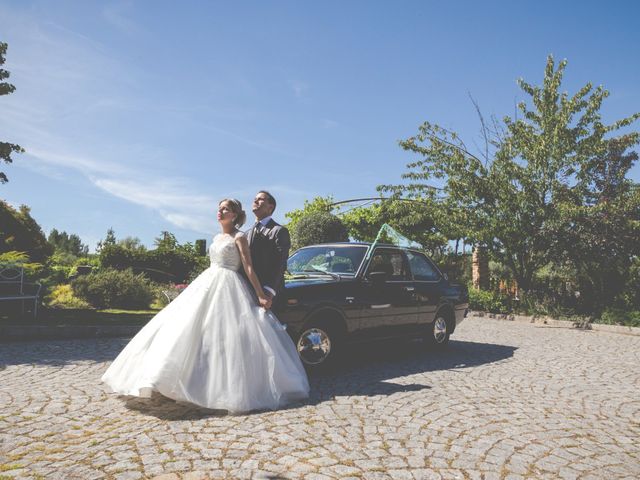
99,237,205,284
45,284,92,309
599,308,640,328
468,287,509,313
71,268,155,309
0,251,44,278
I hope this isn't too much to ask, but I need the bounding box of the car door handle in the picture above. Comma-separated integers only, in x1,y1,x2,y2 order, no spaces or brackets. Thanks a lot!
403,286,415,292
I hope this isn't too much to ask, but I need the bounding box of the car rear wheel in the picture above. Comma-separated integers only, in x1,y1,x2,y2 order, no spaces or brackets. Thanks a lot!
296,321,339,369
425,314,450,349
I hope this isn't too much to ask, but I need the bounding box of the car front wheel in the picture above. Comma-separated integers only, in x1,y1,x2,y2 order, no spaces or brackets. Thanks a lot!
296,324,336,368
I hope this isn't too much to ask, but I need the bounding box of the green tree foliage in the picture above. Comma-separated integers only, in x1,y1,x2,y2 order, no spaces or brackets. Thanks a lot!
553,140,640,313
285,196,454,256
293,212,349,249
340,200,450,256
48,228,89,256
96,228,117,253
285,196,335,249
383,56,640,298
0,42,24,184
99,231,207,283
195,239,207,256
0,200,53,263
0,250,44,277
118,236,147,252
154,231,179,250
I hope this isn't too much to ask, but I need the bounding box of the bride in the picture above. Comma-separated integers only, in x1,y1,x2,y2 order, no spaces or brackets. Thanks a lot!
101,198,310,413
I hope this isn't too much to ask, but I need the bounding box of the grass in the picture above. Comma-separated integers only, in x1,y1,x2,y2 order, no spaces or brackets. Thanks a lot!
0,308,159,326
0,464,23,473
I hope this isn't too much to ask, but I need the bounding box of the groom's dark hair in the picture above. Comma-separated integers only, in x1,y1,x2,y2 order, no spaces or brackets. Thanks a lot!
258,190,276,212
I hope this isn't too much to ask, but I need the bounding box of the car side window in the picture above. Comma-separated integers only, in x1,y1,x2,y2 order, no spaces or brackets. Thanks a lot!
366,249,411,281
406,251,441,281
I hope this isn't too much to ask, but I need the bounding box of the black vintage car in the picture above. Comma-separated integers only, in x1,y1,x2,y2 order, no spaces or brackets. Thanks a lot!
278,242,469,368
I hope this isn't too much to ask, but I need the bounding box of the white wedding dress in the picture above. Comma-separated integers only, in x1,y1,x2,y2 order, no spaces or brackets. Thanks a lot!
101,233,310,413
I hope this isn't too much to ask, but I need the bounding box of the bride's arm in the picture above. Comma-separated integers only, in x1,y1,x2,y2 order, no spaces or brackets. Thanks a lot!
235,235,271,309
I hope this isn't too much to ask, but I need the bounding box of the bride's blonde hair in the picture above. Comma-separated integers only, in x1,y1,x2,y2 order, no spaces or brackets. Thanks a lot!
220,198,246,228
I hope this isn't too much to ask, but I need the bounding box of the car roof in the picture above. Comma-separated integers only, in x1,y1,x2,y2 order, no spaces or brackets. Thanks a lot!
297,242,414,249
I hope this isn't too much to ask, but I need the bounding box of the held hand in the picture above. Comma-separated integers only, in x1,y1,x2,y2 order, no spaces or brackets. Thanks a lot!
258,294,272,310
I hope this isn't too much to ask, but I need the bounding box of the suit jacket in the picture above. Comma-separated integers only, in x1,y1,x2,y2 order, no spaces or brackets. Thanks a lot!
245,218,291,298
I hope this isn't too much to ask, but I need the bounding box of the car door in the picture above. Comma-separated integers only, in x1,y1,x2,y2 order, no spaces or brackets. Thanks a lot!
405,250,442,326
357,247,419,339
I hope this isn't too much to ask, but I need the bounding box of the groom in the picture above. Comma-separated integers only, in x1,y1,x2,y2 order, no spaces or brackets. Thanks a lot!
246,191,291,311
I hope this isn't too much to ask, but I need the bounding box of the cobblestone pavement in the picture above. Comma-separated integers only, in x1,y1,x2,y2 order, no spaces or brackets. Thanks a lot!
1,317,639,480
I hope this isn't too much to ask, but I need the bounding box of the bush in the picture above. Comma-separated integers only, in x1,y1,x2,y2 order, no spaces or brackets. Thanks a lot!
293,212,349,250
100,243,204,284
72,268,155,309
618,257,640,310
100,244,144,270
153,283,189,308
468,287,509,313
599,308,640,328
45,284,92,309
0,251,44,278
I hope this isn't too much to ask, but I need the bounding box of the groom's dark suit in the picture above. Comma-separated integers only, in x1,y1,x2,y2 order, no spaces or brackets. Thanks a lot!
246,218,291,305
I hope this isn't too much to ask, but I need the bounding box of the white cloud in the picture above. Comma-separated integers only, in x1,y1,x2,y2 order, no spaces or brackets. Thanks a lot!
0,4,310,237
28,147,127,177
161,212,215,234
92,177,219,234
93,178,214,212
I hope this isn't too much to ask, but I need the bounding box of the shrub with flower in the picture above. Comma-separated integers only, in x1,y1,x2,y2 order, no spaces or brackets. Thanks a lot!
158,283,189,306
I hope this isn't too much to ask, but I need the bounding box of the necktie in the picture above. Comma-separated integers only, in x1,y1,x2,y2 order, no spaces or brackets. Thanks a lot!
252,222,261,241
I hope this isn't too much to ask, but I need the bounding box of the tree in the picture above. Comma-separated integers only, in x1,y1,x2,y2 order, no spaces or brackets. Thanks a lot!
195,239,207,256
340,200,452,256
285,195,455,256
96,228,116,253
0,42,24,184
154,231,179,250
285,197,337,250
383,56,640,298
118,236,147,252
0,200,53,263
553,138,640,313
293,212,349,249
48,229,89,256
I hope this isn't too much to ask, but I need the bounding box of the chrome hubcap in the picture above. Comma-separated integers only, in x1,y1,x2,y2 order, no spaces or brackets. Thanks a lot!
297,328,331,365
433,317,448,343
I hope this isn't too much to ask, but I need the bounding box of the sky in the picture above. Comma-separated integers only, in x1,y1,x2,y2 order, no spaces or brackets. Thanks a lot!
1,1,639,251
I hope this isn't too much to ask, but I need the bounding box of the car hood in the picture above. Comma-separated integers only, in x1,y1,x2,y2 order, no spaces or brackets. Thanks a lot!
285,275,355,289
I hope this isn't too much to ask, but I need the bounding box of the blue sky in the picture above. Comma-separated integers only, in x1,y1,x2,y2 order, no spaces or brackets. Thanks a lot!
1,1,639,251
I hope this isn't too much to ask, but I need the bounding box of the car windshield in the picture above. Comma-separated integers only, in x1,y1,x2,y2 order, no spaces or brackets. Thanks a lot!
288,245,368,276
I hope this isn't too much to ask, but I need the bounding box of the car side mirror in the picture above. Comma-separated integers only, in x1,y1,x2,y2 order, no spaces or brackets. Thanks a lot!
368,271,388,284
443,273,449,281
